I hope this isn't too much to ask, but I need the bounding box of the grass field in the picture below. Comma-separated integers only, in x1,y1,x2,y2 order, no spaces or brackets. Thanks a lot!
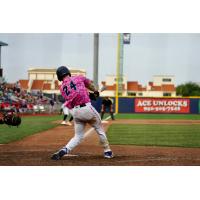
114,113,200,120
1,113,200,147
0,115,61,144
103,113,200,148
107,124,200,148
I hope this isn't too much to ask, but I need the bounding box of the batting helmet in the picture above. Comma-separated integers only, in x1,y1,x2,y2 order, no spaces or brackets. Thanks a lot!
56,66,71,81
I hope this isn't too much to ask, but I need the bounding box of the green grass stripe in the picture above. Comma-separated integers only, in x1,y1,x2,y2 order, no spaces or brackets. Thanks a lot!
0,115,61,144
114,113,200,120
107,124,200,148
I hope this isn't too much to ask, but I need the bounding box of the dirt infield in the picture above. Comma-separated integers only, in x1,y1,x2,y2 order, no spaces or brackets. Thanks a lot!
1,119,200,166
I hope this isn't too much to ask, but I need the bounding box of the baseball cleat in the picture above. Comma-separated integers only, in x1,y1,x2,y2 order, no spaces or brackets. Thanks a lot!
66,121,72,126
104,151,113,158
51,148,67,160
61,121,67,125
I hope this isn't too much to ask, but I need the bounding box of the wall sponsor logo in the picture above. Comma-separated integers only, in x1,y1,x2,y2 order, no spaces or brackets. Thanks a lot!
135,98,190,113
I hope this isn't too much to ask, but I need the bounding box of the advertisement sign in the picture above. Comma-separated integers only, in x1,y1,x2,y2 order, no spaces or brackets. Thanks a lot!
135,98,190,113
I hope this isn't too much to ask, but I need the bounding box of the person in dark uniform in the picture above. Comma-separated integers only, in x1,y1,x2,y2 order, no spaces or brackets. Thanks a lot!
101,96,115,120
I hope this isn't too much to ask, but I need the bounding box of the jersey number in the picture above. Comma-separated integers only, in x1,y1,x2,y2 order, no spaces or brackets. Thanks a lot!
63,81,77,96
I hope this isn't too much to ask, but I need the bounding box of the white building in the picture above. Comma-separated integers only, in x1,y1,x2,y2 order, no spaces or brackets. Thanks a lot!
19,67,86,94
100,75,176,97
101,75,127,96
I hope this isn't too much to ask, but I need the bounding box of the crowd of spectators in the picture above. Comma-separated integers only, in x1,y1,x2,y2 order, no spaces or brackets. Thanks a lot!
0,81,55,113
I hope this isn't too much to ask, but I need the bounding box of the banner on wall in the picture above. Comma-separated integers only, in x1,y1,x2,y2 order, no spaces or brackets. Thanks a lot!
135,98,190,113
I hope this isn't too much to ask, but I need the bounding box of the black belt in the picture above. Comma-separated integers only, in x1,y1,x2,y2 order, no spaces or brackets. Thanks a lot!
73,103,86,108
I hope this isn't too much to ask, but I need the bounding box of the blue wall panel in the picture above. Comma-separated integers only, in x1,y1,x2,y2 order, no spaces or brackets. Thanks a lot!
190,98,199,114
91,98,102,113
118,98,134,113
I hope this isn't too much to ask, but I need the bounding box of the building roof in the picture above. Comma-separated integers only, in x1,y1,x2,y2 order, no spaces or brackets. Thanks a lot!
54,80,60,90
43,83,51,90
31,80,44,90
19,80,29,90
127,81,139,91
151,86,162,91
0,41,8,46
150,84,176,92
106,85,116,91
162,84,175,91
138,84,146,91
106,84,125,91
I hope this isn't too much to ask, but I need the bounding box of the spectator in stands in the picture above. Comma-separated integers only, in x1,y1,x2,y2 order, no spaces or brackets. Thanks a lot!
20,97,28,113
49,98,55,113
14,81,21,93
0,81,55,114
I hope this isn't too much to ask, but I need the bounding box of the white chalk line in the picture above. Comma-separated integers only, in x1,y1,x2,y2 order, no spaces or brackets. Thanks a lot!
64,154,79,157
83,114,116,139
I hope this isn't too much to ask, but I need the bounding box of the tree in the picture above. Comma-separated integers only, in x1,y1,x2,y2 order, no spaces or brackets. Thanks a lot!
176,82,200,96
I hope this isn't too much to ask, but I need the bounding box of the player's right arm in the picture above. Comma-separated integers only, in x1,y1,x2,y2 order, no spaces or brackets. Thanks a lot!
84,79,97,92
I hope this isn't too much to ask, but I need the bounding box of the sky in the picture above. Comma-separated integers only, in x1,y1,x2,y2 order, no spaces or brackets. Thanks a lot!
0,33,200,86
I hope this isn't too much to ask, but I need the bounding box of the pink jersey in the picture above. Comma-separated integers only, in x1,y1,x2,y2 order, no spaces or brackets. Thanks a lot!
60,75,91,109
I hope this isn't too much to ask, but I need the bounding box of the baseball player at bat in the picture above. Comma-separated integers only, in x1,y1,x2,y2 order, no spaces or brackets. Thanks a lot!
51,66,113,160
